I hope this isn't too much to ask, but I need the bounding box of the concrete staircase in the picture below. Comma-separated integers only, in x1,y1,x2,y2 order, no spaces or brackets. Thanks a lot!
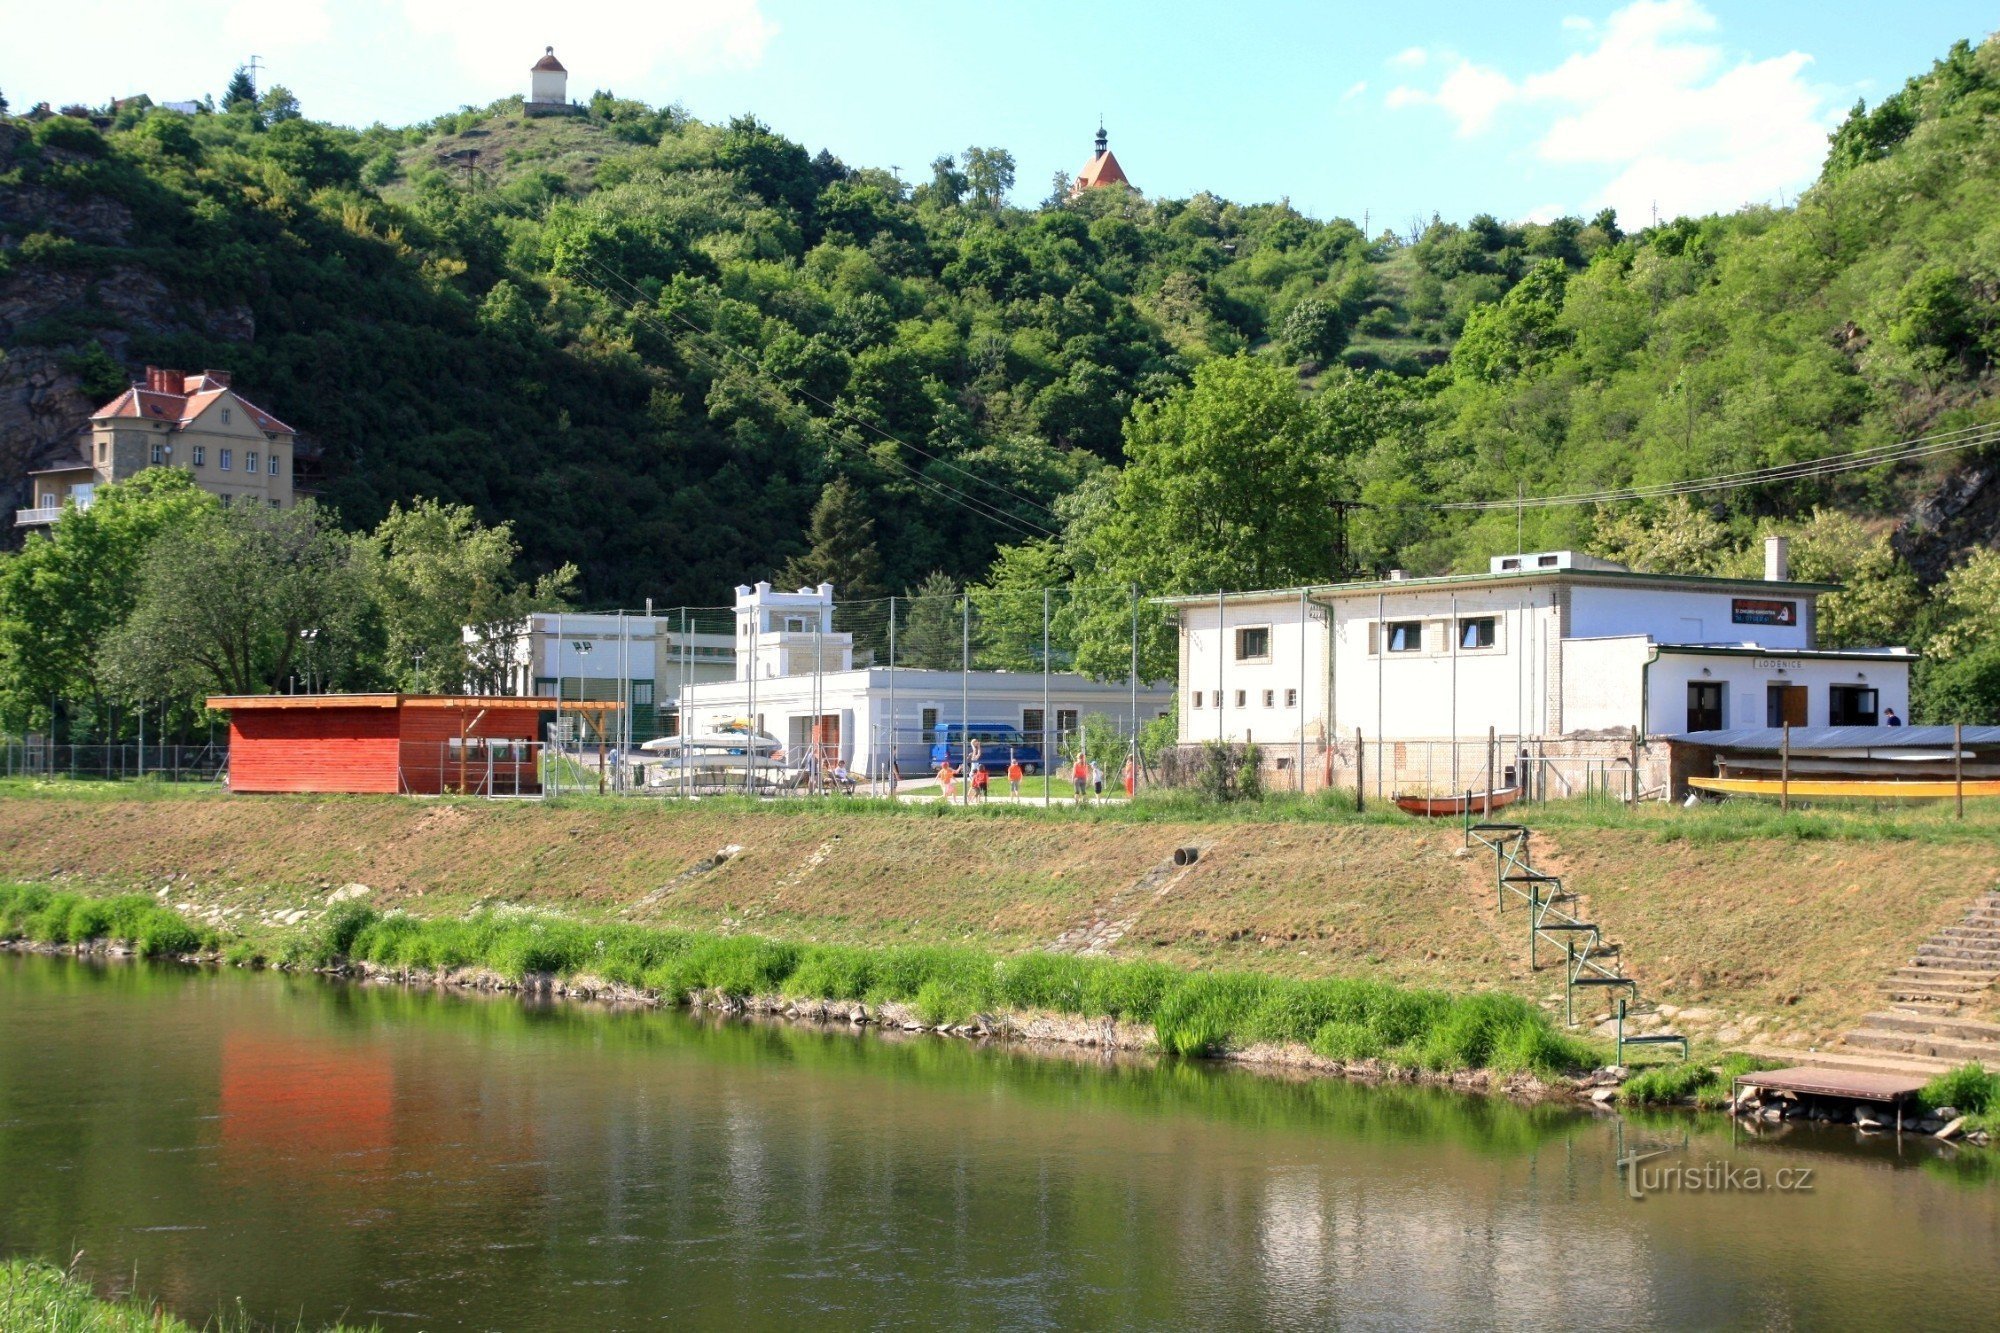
1743,890,2000,1077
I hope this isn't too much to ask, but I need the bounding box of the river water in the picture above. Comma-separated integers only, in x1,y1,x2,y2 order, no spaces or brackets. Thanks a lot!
1,953,1996,1330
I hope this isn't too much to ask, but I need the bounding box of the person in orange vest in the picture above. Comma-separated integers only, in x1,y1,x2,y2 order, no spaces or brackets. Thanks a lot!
1006,752,1024,797
1071,751,1090,801
971,762,990,802
1122,754,1137,799
938,759,956,801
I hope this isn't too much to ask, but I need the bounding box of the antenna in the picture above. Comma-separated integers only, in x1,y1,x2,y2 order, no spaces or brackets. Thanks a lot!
247,54,264,96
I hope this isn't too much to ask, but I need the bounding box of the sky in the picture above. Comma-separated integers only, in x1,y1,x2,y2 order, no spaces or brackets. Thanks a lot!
5,0,1994,227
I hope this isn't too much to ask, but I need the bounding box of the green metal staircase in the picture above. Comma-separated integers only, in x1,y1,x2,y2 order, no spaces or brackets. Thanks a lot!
1466,818,1688,1064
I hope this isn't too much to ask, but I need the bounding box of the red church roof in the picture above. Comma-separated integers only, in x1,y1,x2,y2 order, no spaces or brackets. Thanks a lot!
1074,149,1130,191
532,47,567,72
91,366,296,435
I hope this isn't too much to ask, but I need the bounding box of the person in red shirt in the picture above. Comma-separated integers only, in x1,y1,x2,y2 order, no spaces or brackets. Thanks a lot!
938,760,956,801
971,763,990,802
1006,753,1024,797
1072,752,1089,800
1122,755,1137,799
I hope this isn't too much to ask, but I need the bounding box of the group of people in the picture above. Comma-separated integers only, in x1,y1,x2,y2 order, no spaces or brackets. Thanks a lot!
933,745,1136,804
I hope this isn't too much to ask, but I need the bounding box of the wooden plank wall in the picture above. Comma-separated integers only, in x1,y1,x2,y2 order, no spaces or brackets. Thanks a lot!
229,709,401,793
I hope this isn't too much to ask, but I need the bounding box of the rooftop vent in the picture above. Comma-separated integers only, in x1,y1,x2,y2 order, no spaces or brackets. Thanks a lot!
1488,550,1628,575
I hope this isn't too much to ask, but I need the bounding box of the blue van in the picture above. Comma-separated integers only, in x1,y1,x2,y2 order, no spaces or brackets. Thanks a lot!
928,723,1042,775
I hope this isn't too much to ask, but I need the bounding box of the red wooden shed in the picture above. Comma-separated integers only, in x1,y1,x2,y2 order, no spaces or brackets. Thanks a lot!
206,694,621,796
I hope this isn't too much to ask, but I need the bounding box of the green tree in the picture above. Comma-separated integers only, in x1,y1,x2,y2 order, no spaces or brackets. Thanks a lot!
99,501,372,701
1785,509,1921,648
0,471,216,735
776,477,885,602
899,571,962,669
1589,498,1738,575
222,67,258,114
369,499,578,693
1922,549,2000,662
259,85,302,123
1914,642,2000,723
261,119,361,190
1280,298,1347,365
1449,259,1571,382
961,145,1016,210
970,539,1069,670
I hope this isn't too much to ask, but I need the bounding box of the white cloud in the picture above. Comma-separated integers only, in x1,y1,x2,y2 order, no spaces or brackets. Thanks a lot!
1341,80,1369,102
1389,46,1428,69
222,0,332,53
1382,0,1840,220
399,0,777,88
1520,202,1568,224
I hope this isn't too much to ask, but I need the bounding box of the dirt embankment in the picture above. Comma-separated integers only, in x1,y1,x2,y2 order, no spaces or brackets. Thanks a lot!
0,796,1992,1043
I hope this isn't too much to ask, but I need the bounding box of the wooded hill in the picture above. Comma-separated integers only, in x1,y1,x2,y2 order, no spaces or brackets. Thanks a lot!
2,37,1998,628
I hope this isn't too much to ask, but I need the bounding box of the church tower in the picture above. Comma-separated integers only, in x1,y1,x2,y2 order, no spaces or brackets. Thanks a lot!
1069,120,1131,197
528,47,568,108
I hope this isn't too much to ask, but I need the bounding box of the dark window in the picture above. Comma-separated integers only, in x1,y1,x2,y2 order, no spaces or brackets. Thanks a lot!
219,449,232,471
1023,707,1045,736
1056,708,1079,740
1285,688,1298,708
1235,626,1271,660
1536,554,1559,567
1261,689,1274,707
1189,692,1203,710
1233,690,1247,708
1686,682,1724,732
1829,685,1879,727
1384,621,1422,653
921,707,939,741
1459,617,1497,649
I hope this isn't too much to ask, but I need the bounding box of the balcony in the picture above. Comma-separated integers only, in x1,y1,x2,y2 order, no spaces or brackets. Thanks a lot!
15,492,93,527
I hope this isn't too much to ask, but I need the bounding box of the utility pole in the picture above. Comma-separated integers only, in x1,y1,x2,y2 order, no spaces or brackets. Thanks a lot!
246,55,264,96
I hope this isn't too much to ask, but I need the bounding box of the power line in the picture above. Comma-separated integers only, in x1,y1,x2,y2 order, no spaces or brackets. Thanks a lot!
1426,421,2000,512
576,258,1064,525
571,265,1061,544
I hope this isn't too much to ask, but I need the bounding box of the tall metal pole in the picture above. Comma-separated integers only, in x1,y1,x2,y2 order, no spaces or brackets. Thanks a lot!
1048,588,1064,800
680,607,689,800
961,590,971,806
1955,721,1965,821
1375,591,1385,802
1780,722,1791,813
1297,588,1307,793
555,610,564,797
1129,583,1139,792
1450,594,1460,797
888,595,897,795
746,599,757,796
1216,590,1226,749
619,608,629,790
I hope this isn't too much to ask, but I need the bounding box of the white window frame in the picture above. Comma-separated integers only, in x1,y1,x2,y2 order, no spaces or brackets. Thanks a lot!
1261,689,1275,708
191,445,206,466
268,453,280,476
1374,619,1423,654
245,450,259,474
219,448,233,471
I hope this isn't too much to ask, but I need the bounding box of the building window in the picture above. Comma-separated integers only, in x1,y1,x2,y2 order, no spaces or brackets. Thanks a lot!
1234,690,1247,708
245,450,259,473
1686,682,1724,732
1023,707,1045,738
268,453,280,476
1383,620,1423,653
221,408,232,425
1829,684,1879,727
1262,689,1275,707
921,707,939,742
1459,617,1497,650
268,498,280,509
150,443,164,465
191,445,205,466
1235,626,1271,661
97,440,107,462
218,493,231,508
1190,692,1203,710
219,449,232,471
1056,708,1079,742
1285,688,1298,708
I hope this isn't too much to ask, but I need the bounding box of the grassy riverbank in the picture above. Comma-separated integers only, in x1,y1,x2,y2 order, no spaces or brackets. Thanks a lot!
2,787,1996,1045
0,1257,370,1332
0,885,1594,1077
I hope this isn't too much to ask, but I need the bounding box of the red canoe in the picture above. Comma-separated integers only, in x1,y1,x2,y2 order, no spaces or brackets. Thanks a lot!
1393,788,1519,818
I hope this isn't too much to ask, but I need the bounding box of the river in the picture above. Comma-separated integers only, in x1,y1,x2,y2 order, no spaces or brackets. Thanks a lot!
1,952,1995,1329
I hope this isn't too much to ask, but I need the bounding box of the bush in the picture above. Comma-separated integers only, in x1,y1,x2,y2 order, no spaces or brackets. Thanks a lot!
1921,1062,2000,1116
996,953,1091,1011
786,944,874,1000
1079,959,1177,1022
1152,972,1275,1056
1310,1021,1384,1062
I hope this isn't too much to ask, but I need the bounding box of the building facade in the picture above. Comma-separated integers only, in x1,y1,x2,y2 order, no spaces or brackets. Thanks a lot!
20,367,297,527
679,582,1172,775
1164,544,1915,794
477,610,738,743
526,47,575,115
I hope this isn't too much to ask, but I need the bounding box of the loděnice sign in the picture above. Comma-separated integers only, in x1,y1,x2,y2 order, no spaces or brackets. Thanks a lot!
1731,598,1797,626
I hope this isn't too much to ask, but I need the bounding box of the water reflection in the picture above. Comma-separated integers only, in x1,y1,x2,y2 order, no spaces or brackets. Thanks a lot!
1,954,1996,1329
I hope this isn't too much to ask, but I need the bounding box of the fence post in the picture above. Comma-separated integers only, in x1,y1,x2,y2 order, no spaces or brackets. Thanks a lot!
1956,721,1965,820
1355,728,1365,814
1042,588,1051,807
888,595,897,798
1130,583,1140,797
1780,723,1791,813
1297,588,1307,793
960,589,970,807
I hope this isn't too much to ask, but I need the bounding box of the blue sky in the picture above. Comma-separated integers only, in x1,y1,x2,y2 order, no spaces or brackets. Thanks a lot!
6,1,1993,226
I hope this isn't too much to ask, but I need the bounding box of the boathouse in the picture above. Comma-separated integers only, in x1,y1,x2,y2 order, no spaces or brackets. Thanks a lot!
207,693,621,795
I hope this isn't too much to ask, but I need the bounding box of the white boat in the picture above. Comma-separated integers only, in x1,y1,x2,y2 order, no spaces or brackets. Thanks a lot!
640,720,789,785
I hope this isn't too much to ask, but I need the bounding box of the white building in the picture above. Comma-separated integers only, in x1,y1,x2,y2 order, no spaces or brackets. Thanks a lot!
1163,541,1914,791
527,47,571,113
477,611,736,742
679,582,1172,775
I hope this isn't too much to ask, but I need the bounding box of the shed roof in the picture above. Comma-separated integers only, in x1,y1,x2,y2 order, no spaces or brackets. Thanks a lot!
207,693,622,712
1667,726,2000,752
1152,565,1840,609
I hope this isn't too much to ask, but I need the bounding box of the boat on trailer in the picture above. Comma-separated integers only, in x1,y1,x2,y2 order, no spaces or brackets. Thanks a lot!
1393,787,1519,818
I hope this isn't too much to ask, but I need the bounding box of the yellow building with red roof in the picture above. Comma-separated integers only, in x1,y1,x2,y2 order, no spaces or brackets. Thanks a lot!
20,366,299,527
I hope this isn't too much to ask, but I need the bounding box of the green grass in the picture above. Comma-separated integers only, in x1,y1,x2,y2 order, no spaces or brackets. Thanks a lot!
0,1256,371,1331
252,901,1602,1078
1920,1062,2000,1132
1618,1054,1776,1109
0,884,215,957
